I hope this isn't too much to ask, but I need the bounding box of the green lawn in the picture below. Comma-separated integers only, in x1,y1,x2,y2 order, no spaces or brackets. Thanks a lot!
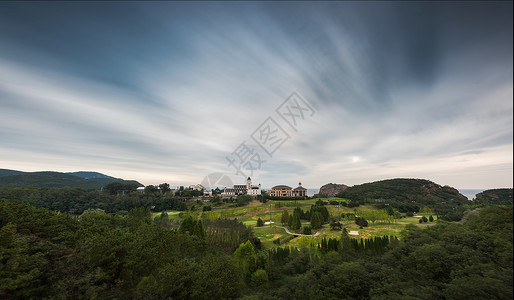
154,198,438,248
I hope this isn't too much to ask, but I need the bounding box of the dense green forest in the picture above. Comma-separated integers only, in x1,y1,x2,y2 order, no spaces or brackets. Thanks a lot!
0,187,186,214
1,197,512,299
338,179,469,220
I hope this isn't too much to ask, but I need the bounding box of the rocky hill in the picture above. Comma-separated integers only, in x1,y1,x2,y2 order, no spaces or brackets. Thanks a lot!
338,178,468,218
319,183,349,196
475,188,513,205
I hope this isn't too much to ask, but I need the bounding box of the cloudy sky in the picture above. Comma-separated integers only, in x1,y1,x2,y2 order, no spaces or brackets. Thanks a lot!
0,2,512,190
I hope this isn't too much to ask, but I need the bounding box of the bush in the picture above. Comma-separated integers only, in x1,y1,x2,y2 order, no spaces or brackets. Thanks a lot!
250,269,269,287
236,195,254,207
330,220,342,231
303,226,312,235
355,217,368,227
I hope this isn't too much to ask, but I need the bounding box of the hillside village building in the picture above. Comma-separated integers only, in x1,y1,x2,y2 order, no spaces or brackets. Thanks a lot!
268,182,307,197
222,177,261,197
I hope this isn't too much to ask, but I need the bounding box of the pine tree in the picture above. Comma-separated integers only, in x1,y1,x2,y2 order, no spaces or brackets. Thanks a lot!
292,214,301,230
192,220,205,239
311,211,323,229
179,216,195,234
281,210,290,225
256,217,264,227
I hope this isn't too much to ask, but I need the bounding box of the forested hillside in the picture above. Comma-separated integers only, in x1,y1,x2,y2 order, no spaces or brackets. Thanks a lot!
1,198,512,299
475,188,513,205
338,178,469,220
0,169,142,190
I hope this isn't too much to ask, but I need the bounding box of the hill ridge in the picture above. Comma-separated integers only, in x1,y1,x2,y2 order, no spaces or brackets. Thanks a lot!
0,168,142,190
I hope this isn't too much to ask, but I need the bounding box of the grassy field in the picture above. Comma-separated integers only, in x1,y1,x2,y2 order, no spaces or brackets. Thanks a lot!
154,198,437,248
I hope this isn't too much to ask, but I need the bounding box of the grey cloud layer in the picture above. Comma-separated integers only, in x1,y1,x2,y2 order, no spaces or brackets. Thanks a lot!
0,2,512,188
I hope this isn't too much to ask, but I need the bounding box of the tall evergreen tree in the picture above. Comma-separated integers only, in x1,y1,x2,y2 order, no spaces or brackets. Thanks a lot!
311,211,324,229
281,210,289,225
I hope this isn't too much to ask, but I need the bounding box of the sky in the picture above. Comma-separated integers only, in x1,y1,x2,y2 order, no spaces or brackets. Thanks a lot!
0,2,512,190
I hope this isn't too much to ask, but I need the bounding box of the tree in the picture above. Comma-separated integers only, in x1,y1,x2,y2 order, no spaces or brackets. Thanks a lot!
154,212,171,227
159,183,171,193
311,212,324,229
103,182,137,195
281,210,290,226
236,195,253,207
355,217,368,227
179,216,195,234
144,185,158,194
250,269,269,287
310,205,329,222
429,215,434,222
330,220,342,231
234,241,257,281
303,226,312,235
291,213,301,230
192,220,205,239
256,218,264,227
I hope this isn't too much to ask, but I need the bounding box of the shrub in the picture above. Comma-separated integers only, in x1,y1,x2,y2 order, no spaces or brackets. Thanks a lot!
355,217,368,227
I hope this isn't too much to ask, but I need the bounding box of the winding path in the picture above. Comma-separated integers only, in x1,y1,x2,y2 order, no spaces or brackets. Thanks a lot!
275,226,325,237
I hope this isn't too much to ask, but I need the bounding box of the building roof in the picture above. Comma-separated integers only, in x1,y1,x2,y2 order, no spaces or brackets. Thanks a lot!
294,186,307,191
272,185,292,189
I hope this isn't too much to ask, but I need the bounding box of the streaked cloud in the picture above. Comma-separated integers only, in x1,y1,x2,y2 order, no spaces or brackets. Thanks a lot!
0,2,511,189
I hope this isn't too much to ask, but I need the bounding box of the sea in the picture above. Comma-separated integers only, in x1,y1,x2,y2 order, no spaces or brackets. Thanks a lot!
457,189,486,200
307,188,319,197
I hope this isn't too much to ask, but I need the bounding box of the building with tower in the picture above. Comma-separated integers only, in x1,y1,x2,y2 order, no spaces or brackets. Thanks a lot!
268,182,307,198
221,177,262,197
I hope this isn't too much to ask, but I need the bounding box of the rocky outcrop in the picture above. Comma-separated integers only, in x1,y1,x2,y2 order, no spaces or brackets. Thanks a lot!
319,183,349,197
476,188,513,204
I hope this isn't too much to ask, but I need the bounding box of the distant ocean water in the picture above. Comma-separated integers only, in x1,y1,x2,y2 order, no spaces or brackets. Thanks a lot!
458,189,486,200
307,188,319,197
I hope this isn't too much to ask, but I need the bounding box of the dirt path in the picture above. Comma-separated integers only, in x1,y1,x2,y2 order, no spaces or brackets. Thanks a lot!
276,226,325,237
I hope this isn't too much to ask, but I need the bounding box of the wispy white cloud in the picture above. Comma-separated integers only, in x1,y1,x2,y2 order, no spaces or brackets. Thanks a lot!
0,2,511,189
